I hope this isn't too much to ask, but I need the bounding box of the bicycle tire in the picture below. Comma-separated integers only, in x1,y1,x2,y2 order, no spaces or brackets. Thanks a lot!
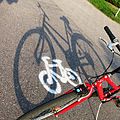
17,91,78,120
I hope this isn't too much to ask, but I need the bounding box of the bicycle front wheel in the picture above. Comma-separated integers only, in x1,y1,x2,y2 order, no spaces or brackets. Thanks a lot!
17,91,78,120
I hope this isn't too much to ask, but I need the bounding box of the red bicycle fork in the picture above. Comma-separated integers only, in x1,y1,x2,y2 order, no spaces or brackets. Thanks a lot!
93,75,120,102
54,75,120,117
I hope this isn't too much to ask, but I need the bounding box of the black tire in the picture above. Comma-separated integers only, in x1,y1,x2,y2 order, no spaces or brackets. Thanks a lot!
17,91,78,120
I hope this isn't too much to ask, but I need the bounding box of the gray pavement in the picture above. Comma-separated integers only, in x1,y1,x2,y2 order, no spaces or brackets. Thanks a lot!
0,0,120,120
53,0,120,43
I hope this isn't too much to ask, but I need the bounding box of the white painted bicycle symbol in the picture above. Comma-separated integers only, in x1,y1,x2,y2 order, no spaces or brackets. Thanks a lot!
38,56,83,94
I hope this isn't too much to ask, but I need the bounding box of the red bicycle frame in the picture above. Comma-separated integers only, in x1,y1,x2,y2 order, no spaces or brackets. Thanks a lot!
54,75,120,117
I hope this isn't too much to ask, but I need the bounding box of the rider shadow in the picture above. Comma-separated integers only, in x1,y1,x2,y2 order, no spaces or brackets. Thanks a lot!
0,0,18,4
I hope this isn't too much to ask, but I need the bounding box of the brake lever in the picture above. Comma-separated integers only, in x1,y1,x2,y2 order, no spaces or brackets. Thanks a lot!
99,37,108,45
99,37,119,52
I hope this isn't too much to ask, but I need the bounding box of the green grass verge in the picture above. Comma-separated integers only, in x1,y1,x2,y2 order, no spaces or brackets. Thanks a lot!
88,0,120,24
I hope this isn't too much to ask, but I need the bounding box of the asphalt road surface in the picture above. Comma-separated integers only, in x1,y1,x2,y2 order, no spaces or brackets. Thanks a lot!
0,0,120,120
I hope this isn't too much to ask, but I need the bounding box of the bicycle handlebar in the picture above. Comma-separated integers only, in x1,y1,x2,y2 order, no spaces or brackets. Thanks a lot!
104,26,120,52
116,44,120,52
104,26,116,42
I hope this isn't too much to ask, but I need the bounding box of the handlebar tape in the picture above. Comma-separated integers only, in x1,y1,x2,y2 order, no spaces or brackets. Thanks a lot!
104,26,120,52
104,26,116,43
111,66,120,75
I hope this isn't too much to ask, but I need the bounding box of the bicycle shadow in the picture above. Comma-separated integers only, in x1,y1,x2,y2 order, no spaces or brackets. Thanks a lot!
13,4,106,115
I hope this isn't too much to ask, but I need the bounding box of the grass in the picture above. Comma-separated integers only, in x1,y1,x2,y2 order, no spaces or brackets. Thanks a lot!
88,0,120,24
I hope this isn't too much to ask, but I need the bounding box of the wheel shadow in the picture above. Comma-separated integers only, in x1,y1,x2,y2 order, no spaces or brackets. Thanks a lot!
13,27,57,113
59,16,106,81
